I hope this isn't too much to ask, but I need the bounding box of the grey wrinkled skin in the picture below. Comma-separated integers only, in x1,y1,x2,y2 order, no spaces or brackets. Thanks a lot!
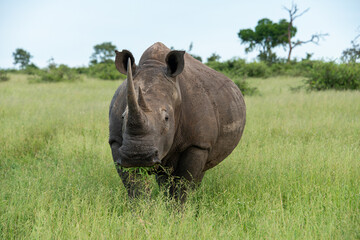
109,42,246,202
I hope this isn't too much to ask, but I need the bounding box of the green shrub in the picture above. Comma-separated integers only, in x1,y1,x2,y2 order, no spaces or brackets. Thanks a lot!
268,62,285,76
207,58,245,77
30,64,81,83
306,62,360,90
295,60,317,75
207,59,259,95
269,62,294,76
207,58,270,78
267,60,317,77
244,61,270,78
287,60,319,77
74,66,89,75
87,61,124,80
24,63,40,75
232,77,259,96
0,69,9,82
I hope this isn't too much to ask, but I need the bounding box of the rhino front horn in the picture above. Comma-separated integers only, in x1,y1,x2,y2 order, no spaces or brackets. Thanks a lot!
126,58,147,129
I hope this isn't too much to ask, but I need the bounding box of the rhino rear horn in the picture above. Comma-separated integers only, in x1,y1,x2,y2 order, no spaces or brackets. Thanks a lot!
115,50,136,75
138,87,151,112
166,50,185,77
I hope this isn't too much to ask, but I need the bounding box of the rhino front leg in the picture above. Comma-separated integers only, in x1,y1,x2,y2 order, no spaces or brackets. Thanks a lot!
172,146,208,202
115,166,149,199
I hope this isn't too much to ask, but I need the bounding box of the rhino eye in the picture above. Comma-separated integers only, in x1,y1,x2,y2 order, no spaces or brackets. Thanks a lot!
161,109,169,121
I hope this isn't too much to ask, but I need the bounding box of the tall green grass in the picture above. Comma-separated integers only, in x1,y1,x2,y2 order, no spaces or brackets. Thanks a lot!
1,74,359,239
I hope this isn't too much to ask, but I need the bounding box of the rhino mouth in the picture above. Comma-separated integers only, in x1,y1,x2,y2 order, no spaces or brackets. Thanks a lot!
117,147,161,168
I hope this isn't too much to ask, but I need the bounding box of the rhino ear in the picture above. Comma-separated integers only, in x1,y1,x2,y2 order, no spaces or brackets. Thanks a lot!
165,50,185,77
115,50,136,75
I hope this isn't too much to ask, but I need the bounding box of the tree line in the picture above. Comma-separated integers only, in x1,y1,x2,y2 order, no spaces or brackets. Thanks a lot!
2,3,359,91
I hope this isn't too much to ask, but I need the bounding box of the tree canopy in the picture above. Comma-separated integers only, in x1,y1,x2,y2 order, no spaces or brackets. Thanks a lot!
207,53,221,63
238,18,296,63
90,42,117,64
13,48,32,69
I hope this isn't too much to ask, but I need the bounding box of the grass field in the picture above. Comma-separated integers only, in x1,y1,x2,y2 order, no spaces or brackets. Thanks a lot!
1,74,359,239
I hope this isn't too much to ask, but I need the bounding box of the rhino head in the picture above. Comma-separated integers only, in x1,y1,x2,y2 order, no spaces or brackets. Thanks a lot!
109,49,185,168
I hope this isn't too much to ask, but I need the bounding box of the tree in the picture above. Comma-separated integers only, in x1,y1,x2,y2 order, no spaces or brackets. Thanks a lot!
341,41,360,64
13,48,32,69
238,18,292,64
191,54,202,62
90,42,117,64
207,53,221,63
187,42,202,62
284,3,328,62
341,31,360,63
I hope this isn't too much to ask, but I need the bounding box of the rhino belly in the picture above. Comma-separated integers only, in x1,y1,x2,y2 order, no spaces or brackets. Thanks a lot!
204,83,246,170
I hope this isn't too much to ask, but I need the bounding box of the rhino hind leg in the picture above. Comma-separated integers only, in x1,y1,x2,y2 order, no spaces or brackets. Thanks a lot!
156,147,208,203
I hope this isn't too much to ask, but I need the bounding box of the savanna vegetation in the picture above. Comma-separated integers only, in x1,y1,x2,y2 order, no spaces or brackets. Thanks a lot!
1,2,360,238
1,74,359,239
5,3,360,93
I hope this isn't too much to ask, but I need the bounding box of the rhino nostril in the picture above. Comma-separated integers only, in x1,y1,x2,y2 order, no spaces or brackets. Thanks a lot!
154,150,159,156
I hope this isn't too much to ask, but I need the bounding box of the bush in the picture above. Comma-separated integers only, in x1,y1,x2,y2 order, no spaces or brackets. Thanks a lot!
207,59,259,96
24,63,40,75
244,62,270,78
74,66,89,75
87,61,124,80
266,60,317,77
30,64,81,83
0,69,9,82
207,58,246,77
232,77,259,96
306,62,360,90
207,58,270,78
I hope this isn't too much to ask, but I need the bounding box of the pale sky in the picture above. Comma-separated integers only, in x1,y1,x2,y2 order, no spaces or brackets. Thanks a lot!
0,0,359,68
